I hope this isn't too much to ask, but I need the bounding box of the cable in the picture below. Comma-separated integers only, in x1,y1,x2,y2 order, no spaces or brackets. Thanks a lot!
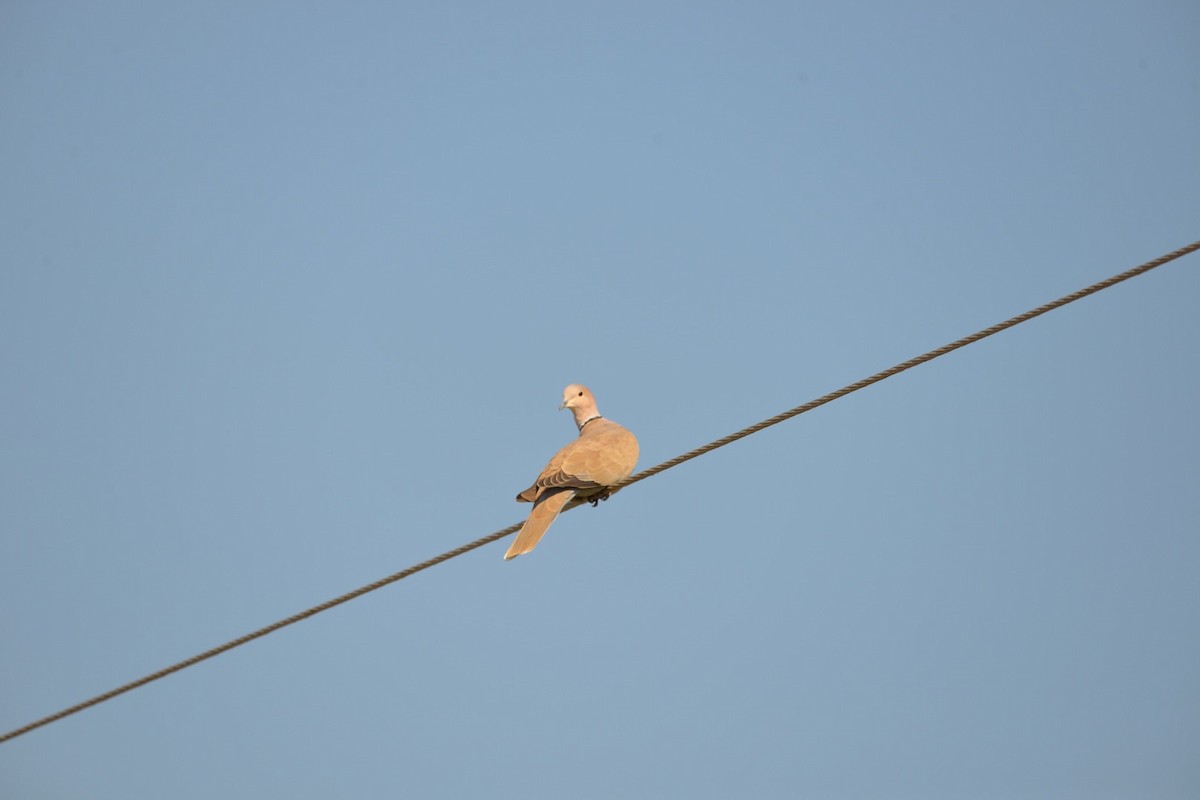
616,238,1200,490
3,239,1197,745
0,521,524,745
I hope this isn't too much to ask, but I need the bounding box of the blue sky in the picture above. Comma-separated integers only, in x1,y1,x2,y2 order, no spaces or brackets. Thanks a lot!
2,2,1198,797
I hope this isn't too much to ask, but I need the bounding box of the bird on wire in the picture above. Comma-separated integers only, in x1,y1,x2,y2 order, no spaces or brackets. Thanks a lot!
504,384,639,560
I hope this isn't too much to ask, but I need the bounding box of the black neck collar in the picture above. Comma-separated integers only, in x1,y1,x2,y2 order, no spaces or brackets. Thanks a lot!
578,415,603,431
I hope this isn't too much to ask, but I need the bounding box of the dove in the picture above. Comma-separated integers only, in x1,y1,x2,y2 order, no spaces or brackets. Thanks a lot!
504,384,639,560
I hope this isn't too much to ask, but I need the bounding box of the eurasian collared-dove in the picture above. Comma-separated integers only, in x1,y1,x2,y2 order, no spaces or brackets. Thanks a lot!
504,384,639,560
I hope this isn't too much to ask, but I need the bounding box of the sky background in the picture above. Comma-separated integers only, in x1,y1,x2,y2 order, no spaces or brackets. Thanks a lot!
2,2,1198,798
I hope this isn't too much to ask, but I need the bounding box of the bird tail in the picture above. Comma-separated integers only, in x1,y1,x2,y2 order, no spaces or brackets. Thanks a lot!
504,489,575,560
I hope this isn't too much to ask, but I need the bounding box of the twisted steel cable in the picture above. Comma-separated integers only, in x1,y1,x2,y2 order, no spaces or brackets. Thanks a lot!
617,238,1200,489
3,238,1197,745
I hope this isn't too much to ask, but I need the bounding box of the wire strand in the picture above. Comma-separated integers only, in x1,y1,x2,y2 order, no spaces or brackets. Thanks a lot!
616,239,1200,489
3,239,1197,745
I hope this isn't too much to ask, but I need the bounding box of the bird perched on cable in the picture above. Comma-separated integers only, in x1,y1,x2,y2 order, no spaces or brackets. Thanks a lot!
504,384,639,560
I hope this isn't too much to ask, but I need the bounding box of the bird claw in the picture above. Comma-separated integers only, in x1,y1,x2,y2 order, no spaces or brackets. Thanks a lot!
588,491,611,507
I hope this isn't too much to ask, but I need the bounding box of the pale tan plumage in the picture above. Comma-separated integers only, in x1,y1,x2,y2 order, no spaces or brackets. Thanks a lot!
504,384,639,560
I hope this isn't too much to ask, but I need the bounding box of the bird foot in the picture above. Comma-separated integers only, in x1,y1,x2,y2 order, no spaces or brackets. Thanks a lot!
588,491,612,507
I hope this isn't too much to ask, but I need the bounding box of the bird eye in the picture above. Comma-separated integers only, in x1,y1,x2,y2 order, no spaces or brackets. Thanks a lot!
577,391,583,396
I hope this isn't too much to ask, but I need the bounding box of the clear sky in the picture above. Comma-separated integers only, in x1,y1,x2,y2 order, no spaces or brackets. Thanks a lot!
2,2,1198,798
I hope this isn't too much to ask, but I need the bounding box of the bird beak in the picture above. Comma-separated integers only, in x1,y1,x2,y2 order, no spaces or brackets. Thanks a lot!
558,400,568,411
